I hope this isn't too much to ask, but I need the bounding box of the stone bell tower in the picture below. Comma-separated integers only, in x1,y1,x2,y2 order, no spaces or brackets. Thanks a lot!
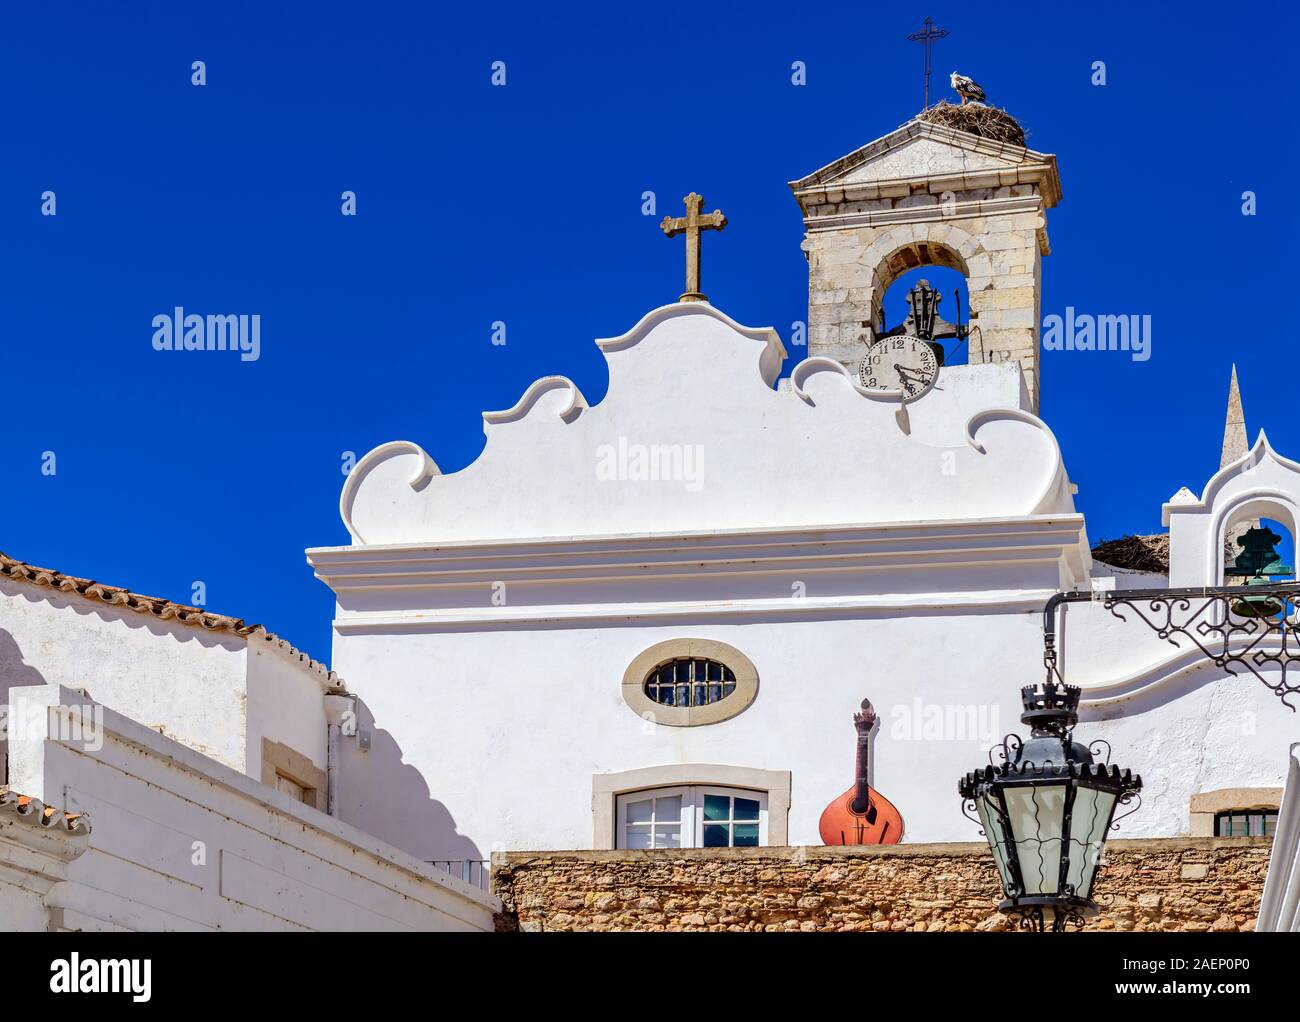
789,115,1061,410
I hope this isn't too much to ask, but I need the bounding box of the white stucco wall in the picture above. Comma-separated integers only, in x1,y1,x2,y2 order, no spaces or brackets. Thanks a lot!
0,578,335,793
5,685,498,931
0,578,247,771
244,640,329,781
326,601,1296,852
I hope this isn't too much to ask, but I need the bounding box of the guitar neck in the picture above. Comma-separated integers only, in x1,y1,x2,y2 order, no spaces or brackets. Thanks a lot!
851,730,871,812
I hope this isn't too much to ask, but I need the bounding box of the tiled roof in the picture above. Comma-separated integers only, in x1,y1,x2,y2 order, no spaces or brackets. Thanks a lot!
1,550,256,634
0,550,345,692
0,788,91,837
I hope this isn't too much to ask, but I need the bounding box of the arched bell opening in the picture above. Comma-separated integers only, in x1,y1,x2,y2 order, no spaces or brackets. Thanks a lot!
1215,497,1299,588
867,239,973,369
877,267,971,368
1210,499,1299,625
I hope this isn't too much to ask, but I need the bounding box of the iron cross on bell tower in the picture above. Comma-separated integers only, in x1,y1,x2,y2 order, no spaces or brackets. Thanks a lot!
906,16,949,111
660,192,727,303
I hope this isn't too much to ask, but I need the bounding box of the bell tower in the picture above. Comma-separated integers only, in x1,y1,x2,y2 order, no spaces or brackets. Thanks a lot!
789,115,1061,411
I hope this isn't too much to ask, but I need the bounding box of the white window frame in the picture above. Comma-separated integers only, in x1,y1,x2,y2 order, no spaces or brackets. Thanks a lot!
616,785,768,849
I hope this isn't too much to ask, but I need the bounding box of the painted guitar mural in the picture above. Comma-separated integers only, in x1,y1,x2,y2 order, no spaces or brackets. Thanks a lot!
818,697,904,845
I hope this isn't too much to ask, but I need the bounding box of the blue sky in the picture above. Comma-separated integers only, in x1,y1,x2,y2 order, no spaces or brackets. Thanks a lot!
2,1,1296,660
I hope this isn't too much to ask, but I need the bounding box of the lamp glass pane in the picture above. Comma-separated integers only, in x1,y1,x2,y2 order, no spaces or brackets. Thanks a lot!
976,792,1014,893
1003,783,1066,895
1065,786,1117,898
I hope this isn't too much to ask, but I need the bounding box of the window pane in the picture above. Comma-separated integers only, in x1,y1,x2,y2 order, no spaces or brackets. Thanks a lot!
642,658,739,708
625,799,653,824
703,795,730,822
655,826,681,849
734,798,761,821
702,824,730,848
625,826,652,850
1003,785,1064,895
655,795,682,820
733,823,759,847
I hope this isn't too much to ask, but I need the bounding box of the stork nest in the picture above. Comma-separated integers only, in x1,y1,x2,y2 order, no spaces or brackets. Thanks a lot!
1090,534,1170,574
918,101,1026,147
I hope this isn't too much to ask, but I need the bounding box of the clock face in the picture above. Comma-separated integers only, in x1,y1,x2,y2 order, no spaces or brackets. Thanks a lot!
858,335,939,399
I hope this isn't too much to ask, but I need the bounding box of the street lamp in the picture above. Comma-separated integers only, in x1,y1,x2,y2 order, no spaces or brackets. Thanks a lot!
958,681,1142,931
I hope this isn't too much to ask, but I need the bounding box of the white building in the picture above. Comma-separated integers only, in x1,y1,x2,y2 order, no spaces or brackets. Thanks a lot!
309,114,1297,856
0,554,497,929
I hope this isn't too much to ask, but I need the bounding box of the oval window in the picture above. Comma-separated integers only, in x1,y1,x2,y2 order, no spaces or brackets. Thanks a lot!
621,639,758,726
643,657,737,707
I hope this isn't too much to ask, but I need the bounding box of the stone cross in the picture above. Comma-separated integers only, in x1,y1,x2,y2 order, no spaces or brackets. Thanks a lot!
660,192,727,303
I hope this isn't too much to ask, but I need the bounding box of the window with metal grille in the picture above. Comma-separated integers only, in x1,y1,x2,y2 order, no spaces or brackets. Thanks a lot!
1214,810,1278,837
643,657,737,708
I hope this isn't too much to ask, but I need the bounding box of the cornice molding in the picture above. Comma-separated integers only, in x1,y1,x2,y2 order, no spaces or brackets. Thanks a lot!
800,194,1045,234
328,590,1068,632
310,514,1091,627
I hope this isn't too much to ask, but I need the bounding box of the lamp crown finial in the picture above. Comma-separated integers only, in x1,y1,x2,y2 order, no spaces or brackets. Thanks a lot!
1019,681,1081,735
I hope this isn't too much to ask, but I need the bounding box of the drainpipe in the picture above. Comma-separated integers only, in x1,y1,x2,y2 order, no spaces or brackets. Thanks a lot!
323,693,357,818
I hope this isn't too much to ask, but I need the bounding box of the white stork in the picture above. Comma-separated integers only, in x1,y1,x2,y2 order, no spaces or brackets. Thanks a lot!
949,72,986,105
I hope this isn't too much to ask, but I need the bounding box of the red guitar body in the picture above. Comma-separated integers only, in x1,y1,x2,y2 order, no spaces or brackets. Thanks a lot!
818,698,905,845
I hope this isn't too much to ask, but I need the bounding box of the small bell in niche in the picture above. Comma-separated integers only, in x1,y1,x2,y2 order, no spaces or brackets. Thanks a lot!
1224,525,1293,618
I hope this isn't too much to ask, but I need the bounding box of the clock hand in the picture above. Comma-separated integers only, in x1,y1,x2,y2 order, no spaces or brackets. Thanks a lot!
892,365,917,397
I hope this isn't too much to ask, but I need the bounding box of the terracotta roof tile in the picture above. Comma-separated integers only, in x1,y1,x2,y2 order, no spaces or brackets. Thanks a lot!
1,550,255,634
0,787,91,836
0,550,346,692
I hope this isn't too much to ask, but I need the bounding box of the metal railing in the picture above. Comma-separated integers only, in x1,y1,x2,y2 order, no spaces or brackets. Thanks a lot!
426,859,490,892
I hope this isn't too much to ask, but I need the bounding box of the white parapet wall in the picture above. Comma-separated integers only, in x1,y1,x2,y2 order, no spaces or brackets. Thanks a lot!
3,684,499,932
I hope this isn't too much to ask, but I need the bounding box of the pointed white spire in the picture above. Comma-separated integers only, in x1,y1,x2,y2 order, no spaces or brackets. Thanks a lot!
1221,364,1248,469
1221,365,1257,566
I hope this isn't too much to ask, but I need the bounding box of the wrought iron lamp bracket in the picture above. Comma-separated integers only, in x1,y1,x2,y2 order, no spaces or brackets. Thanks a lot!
1044,582,1300,711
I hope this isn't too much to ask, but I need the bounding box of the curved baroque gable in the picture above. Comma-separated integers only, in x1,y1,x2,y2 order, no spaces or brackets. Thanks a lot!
340,303,1074,545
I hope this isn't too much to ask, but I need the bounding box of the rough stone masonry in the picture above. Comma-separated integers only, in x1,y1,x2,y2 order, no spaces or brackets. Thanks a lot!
492,837,1270,933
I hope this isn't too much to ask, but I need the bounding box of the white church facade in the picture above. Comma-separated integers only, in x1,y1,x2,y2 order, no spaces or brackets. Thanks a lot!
309,116,1296,858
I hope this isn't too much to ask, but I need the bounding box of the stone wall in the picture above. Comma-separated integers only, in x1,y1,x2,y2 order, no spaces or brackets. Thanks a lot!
492,837,1270,932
